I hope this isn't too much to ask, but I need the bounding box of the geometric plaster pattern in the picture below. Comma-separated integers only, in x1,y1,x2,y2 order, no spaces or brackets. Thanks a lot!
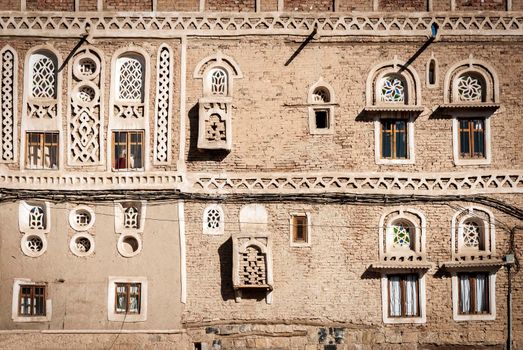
0,47,16,162
0,171,522,193
1,13,523,37
154,45,172,164
68,48,103,165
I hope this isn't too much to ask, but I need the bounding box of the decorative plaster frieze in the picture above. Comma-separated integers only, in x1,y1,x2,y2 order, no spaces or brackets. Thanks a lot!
0,13,522,38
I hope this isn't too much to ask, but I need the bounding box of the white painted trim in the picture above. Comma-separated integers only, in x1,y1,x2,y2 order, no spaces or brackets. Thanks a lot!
308,106,335,135
74,0,79,11
20,0,26,11
177,36,187,171
19,200,51,235
178,200,187,304
0,45,18,164
199,0,205,12
452,114,491,166
451,271,496,321
153,43,174,165
20,233,48,258
255,0,260,12
507,0,512,11
108,46,151,172
12,279,52,322
107,277,148,322
289,212,311,247
277,0,283,11
451,206,496,259
114,200,147,235
374,117,416,165
381,273,426,324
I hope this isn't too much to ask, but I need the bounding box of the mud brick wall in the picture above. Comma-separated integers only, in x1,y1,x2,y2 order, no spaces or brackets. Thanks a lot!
157,0,199,11
79,0,97,11
206,0,255,11
455,0,506,10
378,0,427,11
103,0,152,11
26,0,74,11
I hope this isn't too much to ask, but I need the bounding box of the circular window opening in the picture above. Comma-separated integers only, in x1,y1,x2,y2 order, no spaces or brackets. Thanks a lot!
26,235,43,252
69,233,95,257
122,236,139,254
78,85,96,103
75,236,91,252
69,205,95,231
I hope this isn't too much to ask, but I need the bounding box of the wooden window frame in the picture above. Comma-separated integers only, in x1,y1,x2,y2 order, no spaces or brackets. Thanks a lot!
291,214,308,244
458,272,490,315
380,119,408,160
387,274,420,318
112,130,144,171
25,132,59,170
458,118,485,159
114,282,142,315
18,284,46,317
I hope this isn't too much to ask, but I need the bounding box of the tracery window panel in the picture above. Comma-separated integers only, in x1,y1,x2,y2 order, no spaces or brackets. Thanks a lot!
459,118,485,159
29,206,45,230
206,208,221,230
117,56,144,101
381,120,408,159
240,246,267,286
457,74,484,102
208,68,228,96
461,220,485,250
30,53,57,99
458,272,489,315
312,87,330,103
26,132,59,170
380,75,405,103
124,206,140,229
391,221,412,249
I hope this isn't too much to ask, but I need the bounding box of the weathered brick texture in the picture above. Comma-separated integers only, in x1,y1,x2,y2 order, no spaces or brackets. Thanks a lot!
378,0,427,11
26,0,74,11
79,0,97,11
158,0,199,11
261,0,278,11
455,0,506,10
103,0,152,11
432,0,451,11
284,0,334,11
206,0,255,12
0,0,21,10
337,0,373,11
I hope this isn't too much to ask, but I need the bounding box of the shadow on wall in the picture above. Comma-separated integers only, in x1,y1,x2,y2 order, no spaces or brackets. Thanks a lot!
218,237,266,302
187,103,229,162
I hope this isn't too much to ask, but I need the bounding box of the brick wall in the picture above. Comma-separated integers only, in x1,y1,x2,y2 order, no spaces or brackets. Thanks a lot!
103,0,152,11
337,0,373,11
157,0,199,11
284,0,334,11
432,0,451,11
26,0,74,11
0,0,21,10
79,0,97,11
378,0,427,11
455,0,506,10
206,0,255,12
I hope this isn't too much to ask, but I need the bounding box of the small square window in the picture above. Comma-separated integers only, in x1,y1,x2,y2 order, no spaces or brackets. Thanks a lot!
115,283,141,314
113,131,144,171
26,132,59,170
290,213,310,246
315,109,330,129
19,285,46,317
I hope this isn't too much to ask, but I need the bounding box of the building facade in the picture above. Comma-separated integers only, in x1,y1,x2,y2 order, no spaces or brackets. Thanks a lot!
0,0,522,349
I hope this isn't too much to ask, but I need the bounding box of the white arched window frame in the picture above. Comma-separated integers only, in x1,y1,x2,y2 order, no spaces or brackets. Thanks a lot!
379,208,426,262
377,74,408,104
202,204,225,235
451,206,495,259
204,67,229,97
29,52,58,100
307,78,336,135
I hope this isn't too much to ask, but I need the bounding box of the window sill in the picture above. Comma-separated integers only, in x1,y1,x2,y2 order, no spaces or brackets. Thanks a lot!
383,316,426,324
454,313,495,322
453,158,491,166
12,315,52,323
376,158,415,165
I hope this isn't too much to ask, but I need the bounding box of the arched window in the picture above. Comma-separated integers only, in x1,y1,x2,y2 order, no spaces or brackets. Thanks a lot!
426,56,437,87
124,206,139,229
312,87,330,103
29,206,45,230
116,55,144,102
460,219,484,250
29,52,57,99
207,67,228,96
390,220,414,250
452,206,494,259
307,78,336,134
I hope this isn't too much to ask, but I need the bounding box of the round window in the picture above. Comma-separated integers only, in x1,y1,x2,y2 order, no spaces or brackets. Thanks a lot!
21,233,47,258
69,233,95,257
117,233,142,258
69,205,95,231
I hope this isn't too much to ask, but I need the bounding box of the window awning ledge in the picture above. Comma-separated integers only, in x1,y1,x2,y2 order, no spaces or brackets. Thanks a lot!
369,262,433,271
435,103,500,114
363,105,425,113
439,260,505,271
